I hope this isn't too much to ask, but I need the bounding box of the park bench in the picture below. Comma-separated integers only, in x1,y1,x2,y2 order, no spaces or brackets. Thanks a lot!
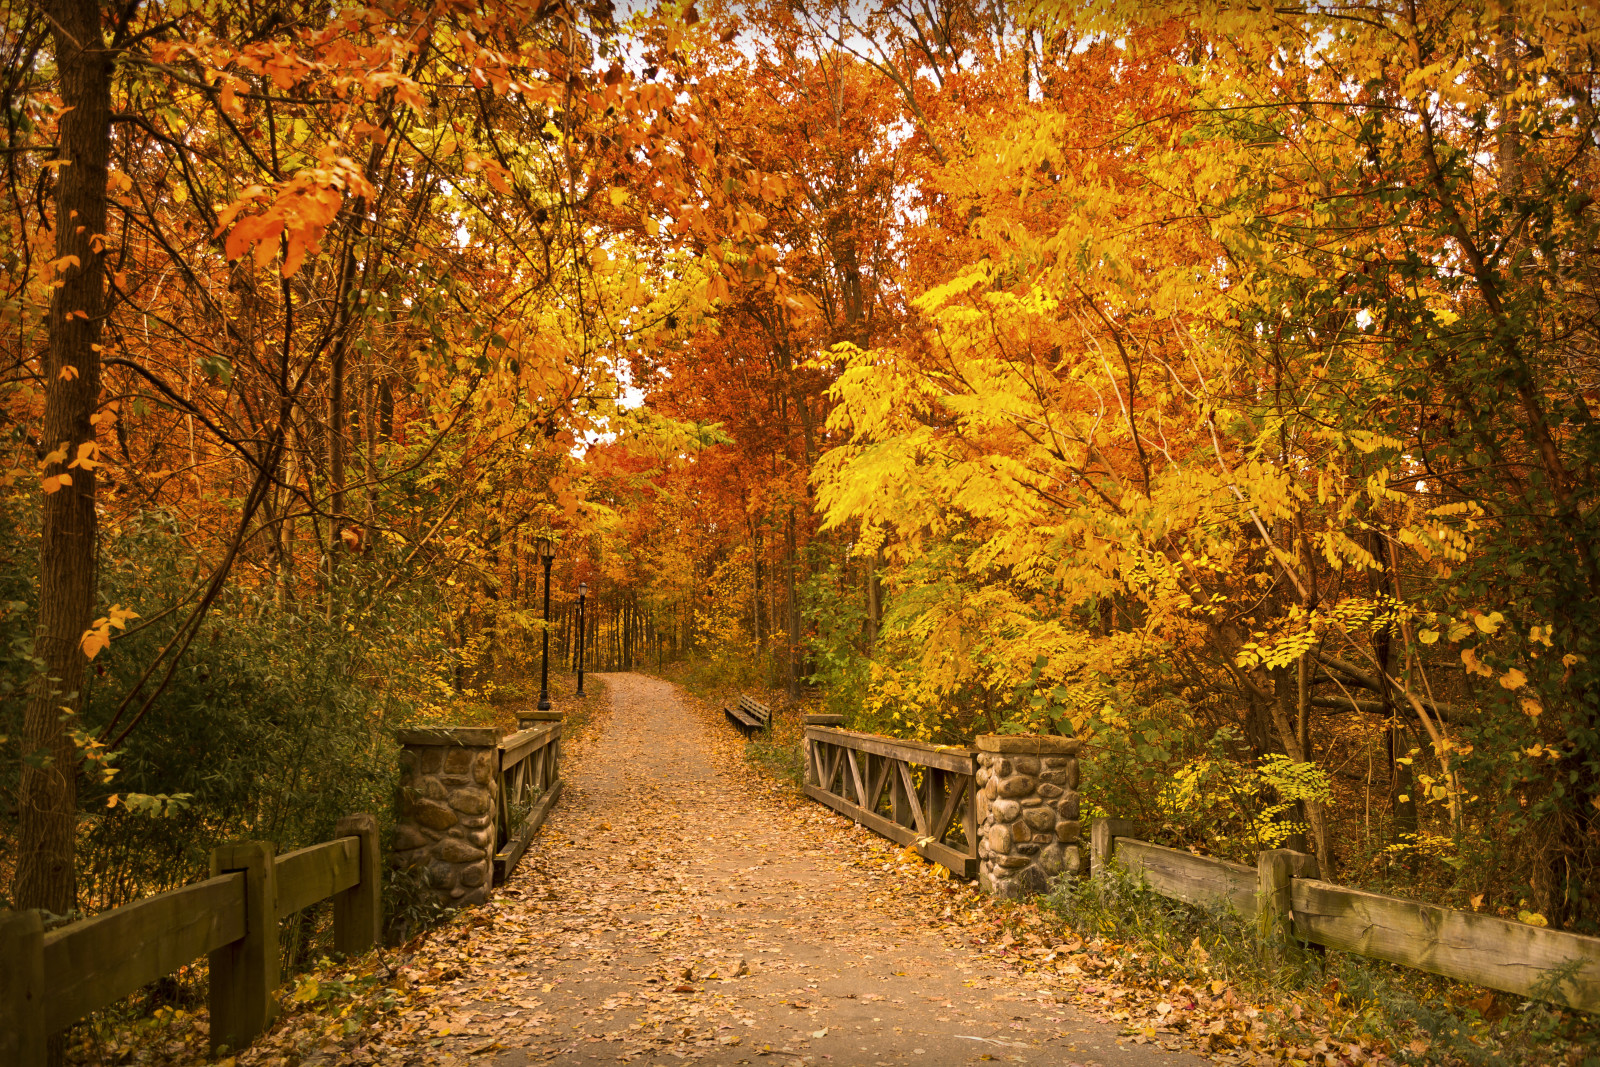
724,694,772,738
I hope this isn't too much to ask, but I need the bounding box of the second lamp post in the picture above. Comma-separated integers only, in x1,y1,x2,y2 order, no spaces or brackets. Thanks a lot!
575,581,587,698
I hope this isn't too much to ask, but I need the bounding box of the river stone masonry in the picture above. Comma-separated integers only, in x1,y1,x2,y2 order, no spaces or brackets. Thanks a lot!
393,727,503,906
975,734,1083,900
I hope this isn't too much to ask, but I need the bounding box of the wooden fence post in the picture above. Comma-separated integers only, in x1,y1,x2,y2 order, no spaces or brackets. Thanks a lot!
1257,848,1319,945
0,909,46,1066
333,814,382,955
209,840,278,1054
1090,817,1137,877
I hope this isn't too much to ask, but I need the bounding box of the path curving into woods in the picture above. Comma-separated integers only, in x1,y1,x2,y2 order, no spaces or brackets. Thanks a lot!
357,673,1205,1066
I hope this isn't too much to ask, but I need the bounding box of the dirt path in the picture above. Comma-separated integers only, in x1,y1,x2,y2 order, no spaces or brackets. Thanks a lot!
370,673,1206,1066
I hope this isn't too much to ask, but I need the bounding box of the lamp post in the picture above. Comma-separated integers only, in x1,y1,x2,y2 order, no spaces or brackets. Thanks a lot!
537,535,556,711
575,581,588,698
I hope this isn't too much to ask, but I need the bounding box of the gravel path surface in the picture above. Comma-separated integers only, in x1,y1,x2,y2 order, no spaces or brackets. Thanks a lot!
393,672,1204,1067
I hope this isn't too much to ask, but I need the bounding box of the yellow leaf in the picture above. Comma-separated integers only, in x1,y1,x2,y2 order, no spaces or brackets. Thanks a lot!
608,186,629,207
68,441,103,470
1461,647,1493,678
1520,698,1543,717
1517,910,1548,928
79,626,110,660
1498,668,1527,690
42,472,72,494
1418,629,1439,644
1474,611,1504,634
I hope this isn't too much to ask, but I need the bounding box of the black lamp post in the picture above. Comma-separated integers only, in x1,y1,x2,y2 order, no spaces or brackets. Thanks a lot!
575,580,588,698
537,534,556,711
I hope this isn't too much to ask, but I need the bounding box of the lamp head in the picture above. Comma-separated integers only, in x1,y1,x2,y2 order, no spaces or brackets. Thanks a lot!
578,581,588,598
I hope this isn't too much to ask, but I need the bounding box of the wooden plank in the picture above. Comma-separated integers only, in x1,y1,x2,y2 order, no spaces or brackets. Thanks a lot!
891,763,911,828
1292,879,1600,1011
500,723,559,767
1,909,45,1066
845,749,868,807
495,780,564,883
1258,849,1318,946
865,754,892,814
39,872,246,1035
820,743,843,793
333,815,382,956
1090,817,1137,876
926,769,947,839
804,726,976,774
276,837,360,918
896,761,928,835
804,783,977,878
931,773,969,842
1116,839,1258,919
209,842,277,1053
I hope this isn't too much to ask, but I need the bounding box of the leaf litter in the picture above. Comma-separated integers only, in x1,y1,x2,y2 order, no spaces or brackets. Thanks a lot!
74,673,1428,1066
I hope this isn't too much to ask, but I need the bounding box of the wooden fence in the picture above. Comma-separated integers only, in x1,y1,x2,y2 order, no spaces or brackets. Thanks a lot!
495,719,562,883
0,813,382,1064
804,723,979,878
1092,818,1600,1013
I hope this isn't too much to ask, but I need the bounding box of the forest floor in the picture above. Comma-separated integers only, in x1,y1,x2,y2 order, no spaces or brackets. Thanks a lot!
245,671,1209,1066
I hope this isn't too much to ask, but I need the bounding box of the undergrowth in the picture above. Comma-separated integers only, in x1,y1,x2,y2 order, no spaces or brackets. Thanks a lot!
1047,864,1600,1067
744,711,805,787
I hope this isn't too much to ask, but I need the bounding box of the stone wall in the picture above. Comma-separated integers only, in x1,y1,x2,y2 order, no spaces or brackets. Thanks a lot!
393,727,504,906
975,735,1083,900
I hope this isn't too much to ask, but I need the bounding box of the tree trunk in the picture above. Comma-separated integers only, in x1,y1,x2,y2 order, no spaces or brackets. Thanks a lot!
866,544,883,648
786,509,800,698
13,0,114,918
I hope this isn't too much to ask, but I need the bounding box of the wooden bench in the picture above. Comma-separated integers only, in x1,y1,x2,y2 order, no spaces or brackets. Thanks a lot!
724,694,772,737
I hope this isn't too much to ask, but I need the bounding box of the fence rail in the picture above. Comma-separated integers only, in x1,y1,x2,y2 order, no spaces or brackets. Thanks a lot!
1093,818,1600,1013
495,720,563,883
804,725,978,877
1,812,381,1064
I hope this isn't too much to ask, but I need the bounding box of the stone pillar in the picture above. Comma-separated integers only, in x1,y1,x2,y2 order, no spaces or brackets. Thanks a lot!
393,727,504,906
975,734,1083,899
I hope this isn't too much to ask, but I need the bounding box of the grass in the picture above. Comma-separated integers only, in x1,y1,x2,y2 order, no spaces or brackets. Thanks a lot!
1046,864,1600,1067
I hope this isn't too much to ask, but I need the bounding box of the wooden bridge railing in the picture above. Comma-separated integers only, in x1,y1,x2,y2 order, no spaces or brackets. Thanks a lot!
804,721,978,878
495,716,563,883
1093,818,1600,1013
0,813,381,1064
